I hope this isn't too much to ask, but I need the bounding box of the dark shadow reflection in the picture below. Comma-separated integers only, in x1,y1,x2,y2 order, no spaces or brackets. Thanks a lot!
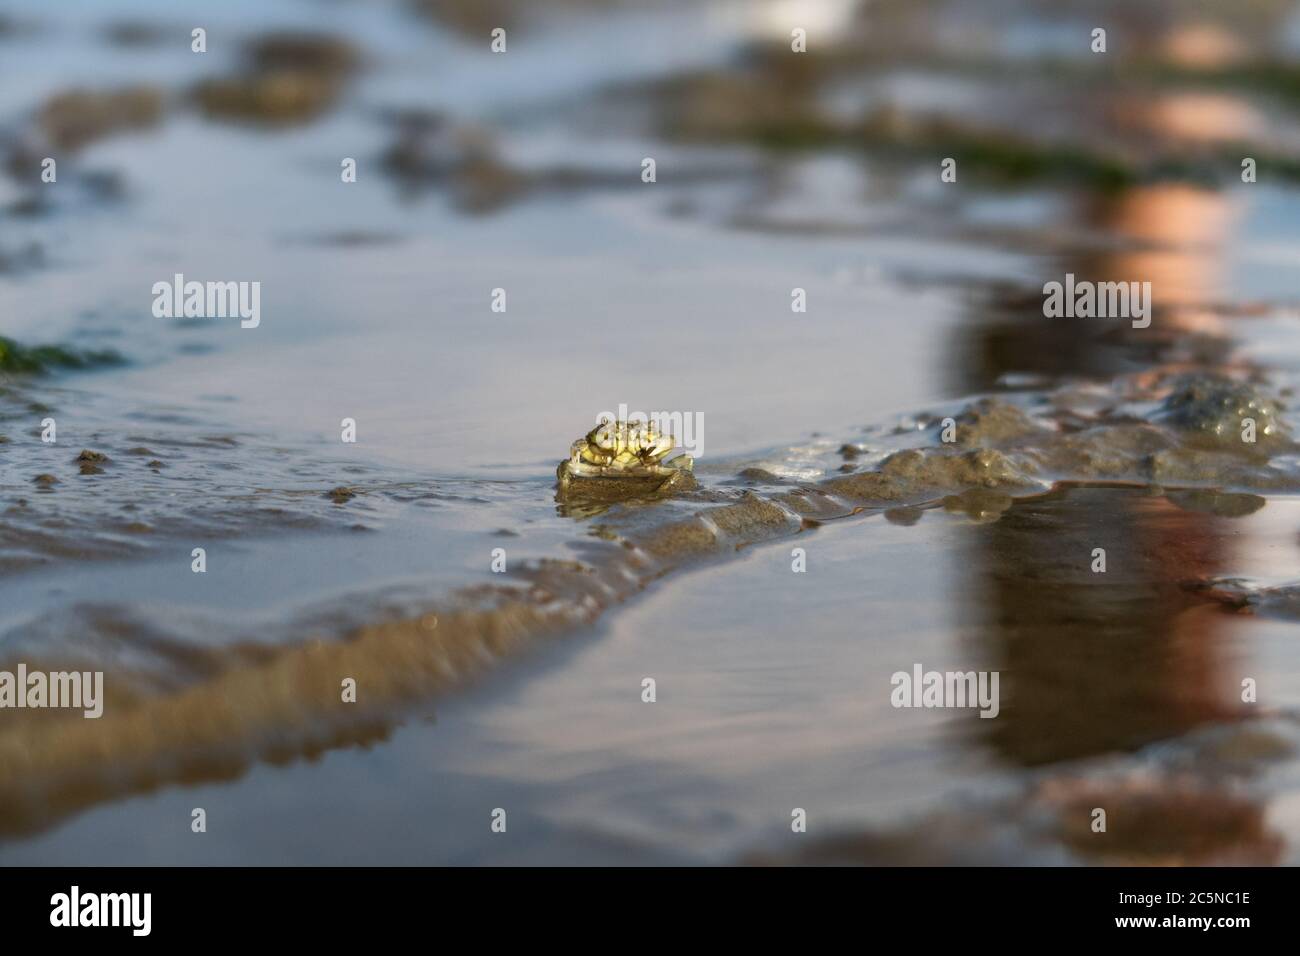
966,484,1242,766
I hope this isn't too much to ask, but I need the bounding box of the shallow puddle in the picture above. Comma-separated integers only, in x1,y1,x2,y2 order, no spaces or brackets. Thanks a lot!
4,0,1300,865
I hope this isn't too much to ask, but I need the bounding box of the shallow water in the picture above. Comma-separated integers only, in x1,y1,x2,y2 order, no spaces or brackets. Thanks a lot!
4,0,1300,865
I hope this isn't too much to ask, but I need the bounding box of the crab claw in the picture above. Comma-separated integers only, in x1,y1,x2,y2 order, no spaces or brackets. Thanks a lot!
642,431,675,462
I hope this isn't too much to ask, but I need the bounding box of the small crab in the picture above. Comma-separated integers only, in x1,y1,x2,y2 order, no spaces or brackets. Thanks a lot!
557,419,695,499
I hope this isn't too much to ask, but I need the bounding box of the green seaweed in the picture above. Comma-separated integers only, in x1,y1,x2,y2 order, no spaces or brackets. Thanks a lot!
937,136,1136,190
0,336,125,374
1146,59,1300,109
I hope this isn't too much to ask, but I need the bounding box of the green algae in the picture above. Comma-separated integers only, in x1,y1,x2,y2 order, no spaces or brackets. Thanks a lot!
0,336,125,374
894,124,1135,191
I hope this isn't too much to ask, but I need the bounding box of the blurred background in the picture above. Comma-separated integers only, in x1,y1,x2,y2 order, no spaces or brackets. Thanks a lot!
4,0,1300,865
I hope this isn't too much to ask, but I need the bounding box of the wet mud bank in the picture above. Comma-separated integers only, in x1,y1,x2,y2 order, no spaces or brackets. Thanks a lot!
4,369,1297,840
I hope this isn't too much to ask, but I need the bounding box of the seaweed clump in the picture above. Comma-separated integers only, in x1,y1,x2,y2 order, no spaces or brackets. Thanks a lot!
0,336,124,374
193,32,362,125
